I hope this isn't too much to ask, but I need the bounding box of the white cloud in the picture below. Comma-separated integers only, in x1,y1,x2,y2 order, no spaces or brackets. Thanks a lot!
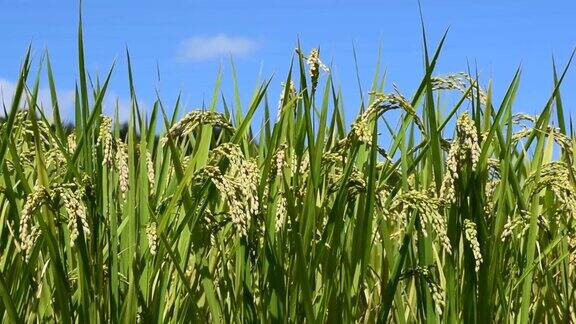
0,79,16,110
0,78,142,124
102,95,149,124
0,78,75,121
177,34,257,62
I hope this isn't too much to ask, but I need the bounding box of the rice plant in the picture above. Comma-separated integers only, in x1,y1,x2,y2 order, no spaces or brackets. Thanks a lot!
0,19,575,323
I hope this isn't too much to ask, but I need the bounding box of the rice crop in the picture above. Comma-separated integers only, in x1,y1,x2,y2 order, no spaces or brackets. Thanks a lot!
0,20,575,323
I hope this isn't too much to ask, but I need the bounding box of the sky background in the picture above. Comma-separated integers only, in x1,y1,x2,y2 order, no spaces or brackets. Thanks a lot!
1,0,575,126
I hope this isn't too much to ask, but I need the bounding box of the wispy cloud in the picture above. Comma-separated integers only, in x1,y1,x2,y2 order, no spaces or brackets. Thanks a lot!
0,78,143,124
177,34,257,62
0,78,75,118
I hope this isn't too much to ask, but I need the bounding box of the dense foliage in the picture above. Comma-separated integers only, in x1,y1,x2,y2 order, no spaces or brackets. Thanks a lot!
1,22,575,323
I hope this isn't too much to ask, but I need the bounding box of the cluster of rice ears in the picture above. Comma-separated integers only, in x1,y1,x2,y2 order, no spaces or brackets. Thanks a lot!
1,21,576,323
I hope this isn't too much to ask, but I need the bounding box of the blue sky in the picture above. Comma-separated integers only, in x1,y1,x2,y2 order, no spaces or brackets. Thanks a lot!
1,0,575,125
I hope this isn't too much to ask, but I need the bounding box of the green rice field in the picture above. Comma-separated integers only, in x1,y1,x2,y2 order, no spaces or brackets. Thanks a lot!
0,18,575,323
